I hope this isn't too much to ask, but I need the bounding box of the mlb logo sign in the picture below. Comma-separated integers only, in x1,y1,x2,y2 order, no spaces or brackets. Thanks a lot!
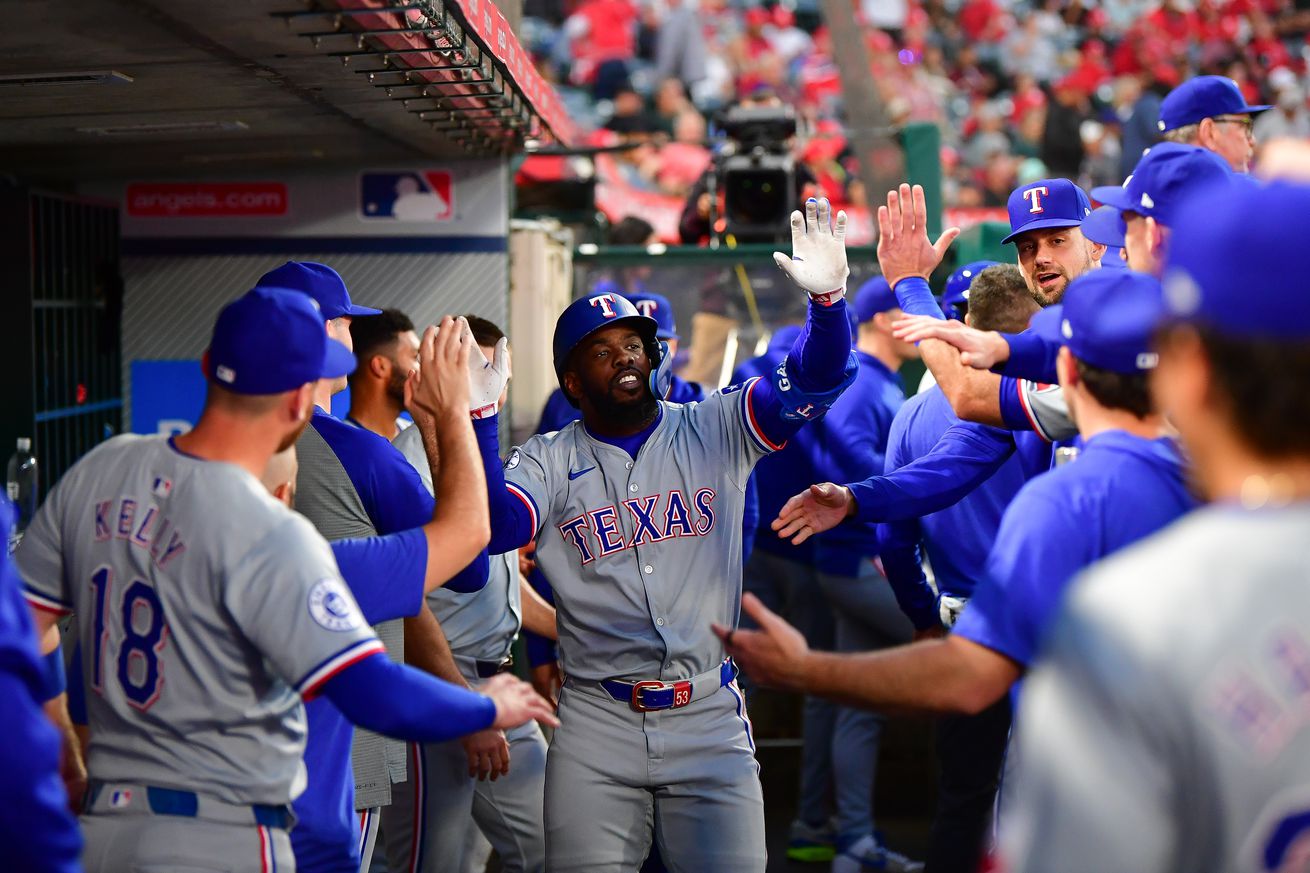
152,477,173,498
360,171,453,222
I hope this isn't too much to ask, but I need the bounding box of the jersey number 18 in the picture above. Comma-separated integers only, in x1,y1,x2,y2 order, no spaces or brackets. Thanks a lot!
89,566,169,710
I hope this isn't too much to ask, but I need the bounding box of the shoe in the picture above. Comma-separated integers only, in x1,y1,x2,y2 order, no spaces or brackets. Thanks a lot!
831,834,925,873
785,818,836,863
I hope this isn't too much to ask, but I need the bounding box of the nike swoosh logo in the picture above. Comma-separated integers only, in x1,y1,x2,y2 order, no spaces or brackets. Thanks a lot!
567,466,595,480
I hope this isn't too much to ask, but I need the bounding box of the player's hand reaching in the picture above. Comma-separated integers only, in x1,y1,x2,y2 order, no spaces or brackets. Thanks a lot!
713,594,810,692
410,316,474,429
461,727,510,781
773,196,850,306
467,323,510,420
877,183,960,288
892,316,1011,369
482,673,561,731
531,661,563,707
771,482,856,544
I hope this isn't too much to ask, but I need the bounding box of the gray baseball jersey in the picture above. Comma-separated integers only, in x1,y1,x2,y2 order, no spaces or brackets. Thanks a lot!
392,425,522,668
1002,503,1310,873
504,385,771,682
16,435,382,807
1009,379,1075,442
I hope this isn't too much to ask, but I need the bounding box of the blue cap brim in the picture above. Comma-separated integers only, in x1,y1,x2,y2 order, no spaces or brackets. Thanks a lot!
1090,185,1135,212
1083,205,1127,247
1001,218,1086,245
656,329,679,340
321,337,358,379
1243,103,1273,114
345,303,383,317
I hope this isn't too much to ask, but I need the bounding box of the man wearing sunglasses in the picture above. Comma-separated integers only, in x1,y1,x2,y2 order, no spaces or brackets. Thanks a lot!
1157,75,1271,173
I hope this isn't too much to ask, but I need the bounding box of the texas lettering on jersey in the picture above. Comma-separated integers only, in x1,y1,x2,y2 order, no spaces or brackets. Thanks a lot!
557,488,717,564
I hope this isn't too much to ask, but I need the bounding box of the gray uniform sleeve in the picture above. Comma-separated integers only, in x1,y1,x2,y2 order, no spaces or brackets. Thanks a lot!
690,378,779,490
224,516,384,698
1016,381,1077,443
503,438,558,540
1002,591,1180,873
14,466,74,615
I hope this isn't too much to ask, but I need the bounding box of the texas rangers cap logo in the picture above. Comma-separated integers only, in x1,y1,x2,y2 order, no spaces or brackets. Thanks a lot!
1023,186,1050,214
589,294,618,318
634,299,658,319
308,578,363,632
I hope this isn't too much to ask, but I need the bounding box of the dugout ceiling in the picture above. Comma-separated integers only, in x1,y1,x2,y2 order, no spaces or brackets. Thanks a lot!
0,0,569,184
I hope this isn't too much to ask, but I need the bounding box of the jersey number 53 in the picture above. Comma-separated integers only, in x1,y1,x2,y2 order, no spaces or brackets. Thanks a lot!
89,566,169,710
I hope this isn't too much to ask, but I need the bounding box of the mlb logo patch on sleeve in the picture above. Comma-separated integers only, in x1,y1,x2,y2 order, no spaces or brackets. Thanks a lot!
360,171,454,221
152,477,172,498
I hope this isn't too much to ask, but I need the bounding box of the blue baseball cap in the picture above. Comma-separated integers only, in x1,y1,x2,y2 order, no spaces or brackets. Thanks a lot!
1082,205,1126,248
207,287,357,395
1091,143,1234,228
1161,179,1310,339
854,276,897,323
626,291,679,339
1158,76,1271,132
1002,179,1094,245
1101,247,1129,269
1031,270,1163,373
256,262,381,320
943,260,999,320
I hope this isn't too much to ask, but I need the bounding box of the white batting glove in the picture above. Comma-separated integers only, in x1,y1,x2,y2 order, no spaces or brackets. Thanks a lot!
469,336,509,419
773,197,850,306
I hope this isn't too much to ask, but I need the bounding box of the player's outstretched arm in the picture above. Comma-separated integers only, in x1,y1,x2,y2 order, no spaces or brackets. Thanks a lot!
408,317,492,587
771,483,855,545
893,317,1012,370
321,652,558,744
717,593,1019,715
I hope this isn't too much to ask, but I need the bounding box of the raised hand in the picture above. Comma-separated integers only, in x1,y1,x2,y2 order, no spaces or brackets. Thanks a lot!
483,673,561,730
773,197,850,305
468,334,510,420
892,315,1012,369
876,183,960,287
410,317,474,427
771,482,855,544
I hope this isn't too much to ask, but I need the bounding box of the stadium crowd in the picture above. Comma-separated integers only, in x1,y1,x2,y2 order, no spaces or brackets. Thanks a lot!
518,0,1310,219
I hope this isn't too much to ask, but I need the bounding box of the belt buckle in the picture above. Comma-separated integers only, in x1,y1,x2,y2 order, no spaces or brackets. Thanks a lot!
631,680,667,712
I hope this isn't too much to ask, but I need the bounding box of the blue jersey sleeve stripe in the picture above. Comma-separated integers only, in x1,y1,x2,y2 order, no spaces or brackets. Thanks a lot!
741,378,785,453
23,587,73,616
1017,381,1055,443
505,483,540,536
295,638,387,699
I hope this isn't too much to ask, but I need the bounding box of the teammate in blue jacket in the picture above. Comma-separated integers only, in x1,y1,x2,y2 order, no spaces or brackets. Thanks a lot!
476,198,858,872
720,265,1195,752
810,276,923,873
0,499,82,873
1003,179,1310,873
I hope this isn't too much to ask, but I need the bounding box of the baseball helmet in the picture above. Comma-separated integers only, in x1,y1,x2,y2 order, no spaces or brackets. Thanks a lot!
553,292,664,407
943,260,1000,321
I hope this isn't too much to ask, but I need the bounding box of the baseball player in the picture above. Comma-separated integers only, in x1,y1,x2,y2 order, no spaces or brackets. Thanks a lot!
471,197,857,872
876,266,1039,873
257,261,489,866
384,316,557,873
1158,75,1270,173
808,276,922,873
719,269,1194,741
528,291,730,715
16,289,555,872
1000,180,1310,873
892,144,1240,391
347,308,421,440
0,498,82,873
